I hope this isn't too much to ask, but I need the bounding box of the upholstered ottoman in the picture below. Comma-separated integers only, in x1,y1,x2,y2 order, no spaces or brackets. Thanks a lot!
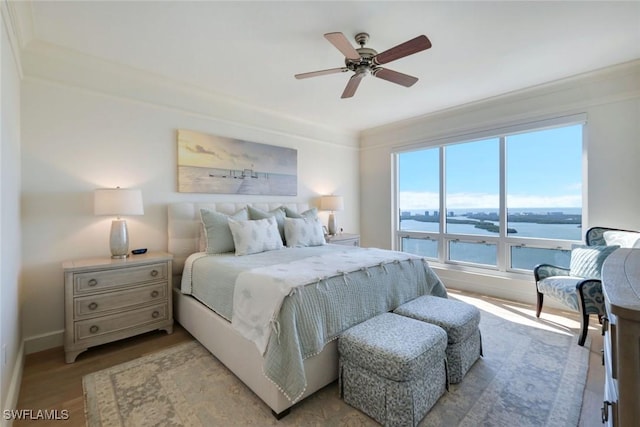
394,296,482,384
338,312,447,427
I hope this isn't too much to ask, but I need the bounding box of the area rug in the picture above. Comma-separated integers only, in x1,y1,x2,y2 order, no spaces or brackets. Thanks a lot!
83,298,590,427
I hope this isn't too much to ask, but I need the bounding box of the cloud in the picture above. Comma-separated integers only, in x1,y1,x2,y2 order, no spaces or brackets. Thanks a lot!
186,144,223,161
399,191,439,209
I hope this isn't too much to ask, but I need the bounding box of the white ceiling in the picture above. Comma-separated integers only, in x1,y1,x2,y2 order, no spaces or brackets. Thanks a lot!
22,1,640,133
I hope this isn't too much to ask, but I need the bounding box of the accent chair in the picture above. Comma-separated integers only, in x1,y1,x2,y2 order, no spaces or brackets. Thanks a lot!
534,226,639,346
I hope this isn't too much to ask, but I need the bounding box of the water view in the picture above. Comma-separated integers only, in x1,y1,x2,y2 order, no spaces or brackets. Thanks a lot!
400,208,580,269
401,208,582,241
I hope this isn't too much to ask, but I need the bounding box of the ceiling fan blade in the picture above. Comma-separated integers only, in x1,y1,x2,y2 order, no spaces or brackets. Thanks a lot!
324,32,361,60
295,67,349,79
373,68,418,87
372,35,432,65
341,72,365,99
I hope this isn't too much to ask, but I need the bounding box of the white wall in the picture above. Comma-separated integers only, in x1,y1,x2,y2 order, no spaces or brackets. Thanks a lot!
20,45,359,353
360,60,640,305
15,15,640,357
1,3,23,419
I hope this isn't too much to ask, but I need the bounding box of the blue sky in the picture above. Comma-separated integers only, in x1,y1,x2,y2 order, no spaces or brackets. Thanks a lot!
399,124,582,210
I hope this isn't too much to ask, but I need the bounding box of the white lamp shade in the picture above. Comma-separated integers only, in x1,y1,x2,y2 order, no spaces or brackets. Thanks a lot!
94,188,144,216
320,195,344,212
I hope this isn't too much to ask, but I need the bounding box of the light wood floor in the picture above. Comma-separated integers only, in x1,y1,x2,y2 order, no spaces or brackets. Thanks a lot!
14,292,604,426
14,326,193,427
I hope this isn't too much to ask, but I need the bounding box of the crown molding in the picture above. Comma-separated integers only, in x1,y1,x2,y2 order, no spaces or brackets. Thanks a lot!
21,40,359,149
360,59,640,150
1,0,35,77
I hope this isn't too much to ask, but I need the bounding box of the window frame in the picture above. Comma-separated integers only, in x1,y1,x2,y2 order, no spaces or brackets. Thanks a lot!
392,114,586,276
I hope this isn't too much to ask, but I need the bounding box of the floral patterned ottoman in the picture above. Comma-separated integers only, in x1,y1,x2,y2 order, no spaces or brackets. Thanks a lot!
338,312,448,427
394,295,482,384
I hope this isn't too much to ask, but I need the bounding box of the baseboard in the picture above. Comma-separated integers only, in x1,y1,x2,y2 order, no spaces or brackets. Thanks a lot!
1,341,24,427
23,330,64,355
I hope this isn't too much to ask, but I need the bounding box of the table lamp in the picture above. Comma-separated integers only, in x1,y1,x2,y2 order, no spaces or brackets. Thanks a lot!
94,187,144,258
321,195,344,235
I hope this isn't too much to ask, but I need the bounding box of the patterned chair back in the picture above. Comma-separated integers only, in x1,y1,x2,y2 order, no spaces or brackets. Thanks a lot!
586,227,640,248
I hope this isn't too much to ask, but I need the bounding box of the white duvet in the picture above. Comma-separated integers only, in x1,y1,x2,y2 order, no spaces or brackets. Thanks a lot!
232,247,423,354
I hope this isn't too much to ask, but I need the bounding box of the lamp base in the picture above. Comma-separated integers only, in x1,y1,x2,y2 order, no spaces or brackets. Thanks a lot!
328,213,337,236
110,219,130,259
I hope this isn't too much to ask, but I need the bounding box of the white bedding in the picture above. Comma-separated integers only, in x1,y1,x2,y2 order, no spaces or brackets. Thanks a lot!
233,247,425,354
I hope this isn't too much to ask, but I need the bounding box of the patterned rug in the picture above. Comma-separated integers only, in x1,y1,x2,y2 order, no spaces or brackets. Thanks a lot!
84,297,590,426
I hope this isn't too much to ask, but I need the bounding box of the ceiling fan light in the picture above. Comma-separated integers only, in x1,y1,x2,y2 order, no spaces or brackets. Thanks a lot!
356,66,371,76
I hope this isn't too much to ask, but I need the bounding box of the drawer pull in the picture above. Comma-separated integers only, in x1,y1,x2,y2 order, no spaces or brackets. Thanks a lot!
88,278,98,287
152,311,160,319
89,325,99,334
151,290,159,298
150,269,159,277
88,302,98,310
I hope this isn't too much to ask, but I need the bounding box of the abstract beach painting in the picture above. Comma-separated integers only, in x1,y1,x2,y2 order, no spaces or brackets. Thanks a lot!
178,129,297,195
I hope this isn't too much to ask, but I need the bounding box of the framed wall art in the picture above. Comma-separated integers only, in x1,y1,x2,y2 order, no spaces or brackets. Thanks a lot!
177,129,297,195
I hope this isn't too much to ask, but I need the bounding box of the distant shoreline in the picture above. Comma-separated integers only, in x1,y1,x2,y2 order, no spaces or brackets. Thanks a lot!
400,212,581,234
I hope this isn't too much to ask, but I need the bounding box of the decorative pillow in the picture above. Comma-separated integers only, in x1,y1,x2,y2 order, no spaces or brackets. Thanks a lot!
603,230,640,248
199,208,248,254
247,206,286,243
283,206,318,219
228,217,284,256
284,217,326,247
569,245,620,279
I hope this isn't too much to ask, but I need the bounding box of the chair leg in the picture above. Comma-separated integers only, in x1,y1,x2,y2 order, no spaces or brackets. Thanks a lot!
577,313,589,346
535,291,544,318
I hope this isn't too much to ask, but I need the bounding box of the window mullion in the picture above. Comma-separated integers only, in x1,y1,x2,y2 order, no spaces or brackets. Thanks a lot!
498,136,507,271
439,146,446,263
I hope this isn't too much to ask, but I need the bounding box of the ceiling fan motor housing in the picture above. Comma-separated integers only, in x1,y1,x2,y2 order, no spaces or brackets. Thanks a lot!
345,33,378,72
345,52,377,71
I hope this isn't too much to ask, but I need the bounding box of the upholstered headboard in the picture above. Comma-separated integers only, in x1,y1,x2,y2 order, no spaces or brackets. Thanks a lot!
167,202,311,277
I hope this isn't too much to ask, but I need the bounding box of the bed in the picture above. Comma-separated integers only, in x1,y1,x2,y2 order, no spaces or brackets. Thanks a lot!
168,202,447,417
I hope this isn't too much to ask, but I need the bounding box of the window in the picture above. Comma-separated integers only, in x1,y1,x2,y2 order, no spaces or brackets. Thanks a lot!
395,117,584,274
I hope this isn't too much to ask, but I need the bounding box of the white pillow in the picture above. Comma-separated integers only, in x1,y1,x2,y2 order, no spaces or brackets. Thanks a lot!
228,217,284,256
284,217,326,247
603,230,640,248
247,206,286,243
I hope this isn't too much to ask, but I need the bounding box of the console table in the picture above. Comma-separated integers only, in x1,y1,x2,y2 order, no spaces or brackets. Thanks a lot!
601,248,640,426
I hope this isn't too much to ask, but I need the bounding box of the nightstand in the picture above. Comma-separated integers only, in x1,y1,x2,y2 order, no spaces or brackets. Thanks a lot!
325,233,360,247
63,251,173,363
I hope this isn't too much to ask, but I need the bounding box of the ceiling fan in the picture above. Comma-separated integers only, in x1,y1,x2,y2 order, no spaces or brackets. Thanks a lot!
295,32,432,99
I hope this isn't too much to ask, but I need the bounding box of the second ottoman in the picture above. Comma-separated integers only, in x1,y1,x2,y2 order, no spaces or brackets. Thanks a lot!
394,295,482,384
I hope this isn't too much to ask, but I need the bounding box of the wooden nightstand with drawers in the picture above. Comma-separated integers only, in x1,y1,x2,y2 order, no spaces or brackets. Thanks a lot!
63,251,173,363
